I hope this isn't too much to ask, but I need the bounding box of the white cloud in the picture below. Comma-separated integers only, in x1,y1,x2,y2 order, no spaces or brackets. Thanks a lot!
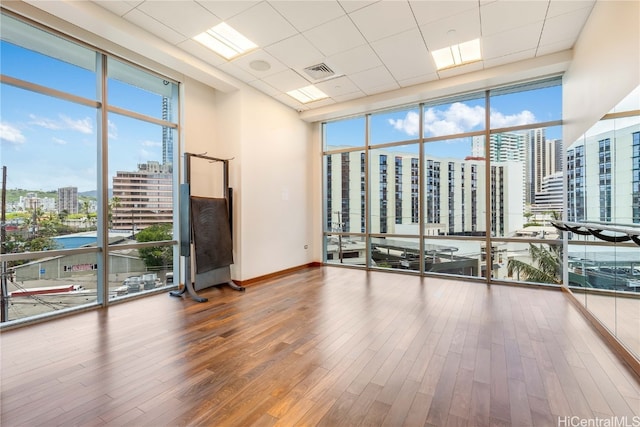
29,113,93,134
29,114,63,130
52,137,68,145
490,109,536,127
388,111,420,136
61,115,92,134
390,102,537,137
0,122,26,144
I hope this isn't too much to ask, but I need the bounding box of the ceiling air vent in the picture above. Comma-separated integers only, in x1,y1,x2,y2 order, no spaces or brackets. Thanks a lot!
303,63,336,81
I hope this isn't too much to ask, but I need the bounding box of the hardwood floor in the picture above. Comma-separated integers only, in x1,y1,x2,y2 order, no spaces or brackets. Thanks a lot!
1,266,639,426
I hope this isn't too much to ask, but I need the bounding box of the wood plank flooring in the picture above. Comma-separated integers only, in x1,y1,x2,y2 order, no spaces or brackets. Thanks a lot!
1,266,639,426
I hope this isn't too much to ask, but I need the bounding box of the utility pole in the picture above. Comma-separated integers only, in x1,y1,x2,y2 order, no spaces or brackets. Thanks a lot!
1,166,9,322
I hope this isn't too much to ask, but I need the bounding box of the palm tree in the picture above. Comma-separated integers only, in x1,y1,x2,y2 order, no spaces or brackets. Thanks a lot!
507,243,562,284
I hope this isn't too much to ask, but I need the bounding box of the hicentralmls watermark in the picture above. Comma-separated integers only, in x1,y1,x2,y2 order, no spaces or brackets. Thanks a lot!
557,416,640,427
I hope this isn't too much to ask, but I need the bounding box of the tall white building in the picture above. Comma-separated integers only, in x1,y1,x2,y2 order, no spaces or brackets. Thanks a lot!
111,161,173,231
567,123,640,224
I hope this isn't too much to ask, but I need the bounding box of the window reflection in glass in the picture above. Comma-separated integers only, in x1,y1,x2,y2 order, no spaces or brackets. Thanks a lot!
107,57,177,121
0,14,97,100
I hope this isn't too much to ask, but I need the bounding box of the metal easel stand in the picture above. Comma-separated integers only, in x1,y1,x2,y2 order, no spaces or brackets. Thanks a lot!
170,153,244,303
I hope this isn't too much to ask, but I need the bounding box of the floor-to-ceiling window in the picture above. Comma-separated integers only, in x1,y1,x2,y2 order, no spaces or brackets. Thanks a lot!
322,78,564,283
0,12,179,324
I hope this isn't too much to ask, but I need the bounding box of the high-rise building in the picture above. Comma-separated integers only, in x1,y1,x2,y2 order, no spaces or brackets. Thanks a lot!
567,124,639,224
326,149,524,238
111,161,173,232
57,186,78,214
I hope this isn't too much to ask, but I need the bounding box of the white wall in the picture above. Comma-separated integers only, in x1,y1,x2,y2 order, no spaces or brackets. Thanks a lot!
183,78,316,281
563,0,640,145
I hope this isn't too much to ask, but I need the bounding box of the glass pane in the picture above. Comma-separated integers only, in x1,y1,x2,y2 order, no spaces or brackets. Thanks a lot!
0,84,97,194
424,136,485,236
504,241,563,285
424,238,484,278
109,244,174,301
422,94,485,138
324,151,365,234
369,145,419,234
325,234,366,267
107,57,178,121
490,79,562,127
490,126,563,238
108,113,174,232
573,116,640,225
6,253,99,321
0,14,97,100
323,116,365,151
370,107,420,146
424,138,486,236
371,237,420,272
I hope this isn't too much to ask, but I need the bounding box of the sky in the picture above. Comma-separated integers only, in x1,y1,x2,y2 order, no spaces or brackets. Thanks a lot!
1,35,564,193
0,40,172,193
325,84,563,158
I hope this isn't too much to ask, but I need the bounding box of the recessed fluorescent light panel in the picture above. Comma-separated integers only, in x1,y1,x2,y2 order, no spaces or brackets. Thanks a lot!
194,23,257,60
286,85,329,103
432,38,481,70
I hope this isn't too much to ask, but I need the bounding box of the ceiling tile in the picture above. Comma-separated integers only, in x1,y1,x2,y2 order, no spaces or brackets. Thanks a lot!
483,48,535,68
338,1,379,14
410,1,478,26
230,49,289,79
419,8,481,51
371,29,436,82
270,1,345,32
217,61,257,84
227,2,298,47
332,90,367,103
315,76,360,97
303,15,367,56
480,1,549,37
261,69,311,92
196,1,259,20
247,79,280,97
264,34,325,70
135,1,218,38
482,21,544,60
326,44,382,75
123,8,189,45
539,7,593,48
546,0,595,18
91,1,141,17
349,66,399,95
177,39,227,67
397,72,438,88
349,1,416,42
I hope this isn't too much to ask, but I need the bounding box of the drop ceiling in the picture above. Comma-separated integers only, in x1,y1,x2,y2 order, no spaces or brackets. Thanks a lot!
32,1,597,114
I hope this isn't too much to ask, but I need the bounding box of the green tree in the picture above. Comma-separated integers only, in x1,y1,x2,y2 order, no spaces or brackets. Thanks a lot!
135,224,173,268
507,243,562,284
